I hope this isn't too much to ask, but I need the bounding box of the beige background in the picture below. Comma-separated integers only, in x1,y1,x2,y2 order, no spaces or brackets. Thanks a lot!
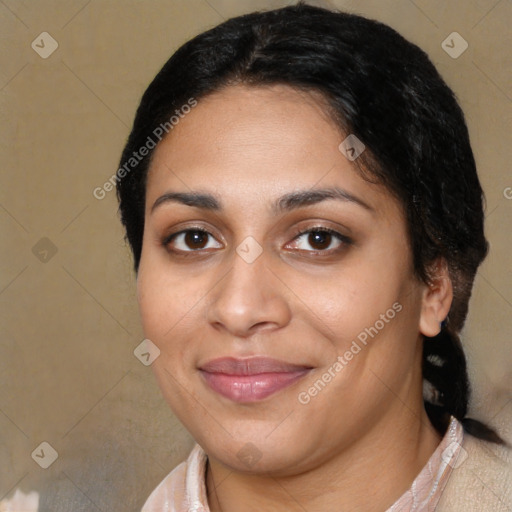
0,0,511,510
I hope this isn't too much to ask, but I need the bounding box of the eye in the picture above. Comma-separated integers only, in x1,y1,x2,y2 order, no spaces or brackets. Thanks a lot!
163,228,222,254
162,225,351,257
287,227,351,253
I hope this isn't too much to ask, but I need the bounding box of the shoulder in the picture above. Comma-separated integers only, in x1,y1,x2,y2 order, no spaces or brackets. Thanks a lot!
141,444,208,512
437,432,512,511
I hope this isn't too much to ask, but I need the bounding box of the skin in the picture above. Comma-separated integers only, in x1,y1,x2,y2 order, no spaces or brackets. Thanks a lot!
137,84,453,512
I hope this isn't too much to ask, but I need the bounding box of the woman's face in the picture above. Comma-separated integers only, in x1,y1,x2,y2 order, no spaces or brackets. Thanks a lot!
137,84,433,474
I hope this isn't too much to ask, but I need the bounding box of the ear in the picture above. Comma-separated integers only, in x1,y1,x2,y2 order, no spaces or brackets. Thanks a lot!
419,258,453,337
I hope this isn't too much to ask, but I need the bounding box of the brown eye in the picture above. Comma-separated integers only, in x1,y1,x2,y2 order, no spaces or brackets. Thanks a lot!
183,230,209,249
288,227,351,253
307,231,332,250
163,229,222,253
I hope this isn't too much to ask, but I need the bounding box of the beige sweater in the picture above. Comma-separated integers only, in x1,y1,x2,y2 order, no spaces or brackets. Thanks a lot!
436,431,512,511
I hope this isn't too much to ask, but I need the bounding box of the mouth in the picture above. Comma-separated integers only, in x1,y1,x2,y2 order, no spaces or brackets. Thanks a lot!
198,356,313,403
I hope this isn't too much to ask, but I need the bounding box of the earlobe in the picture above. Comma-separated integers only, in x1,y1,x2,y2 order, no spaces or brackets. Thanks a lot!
419,259,453,338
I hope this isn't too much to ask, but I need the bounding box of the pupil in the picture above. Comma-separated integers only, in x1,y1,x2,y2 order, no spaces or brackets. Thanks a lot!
309,231,330,250
185,230,207,249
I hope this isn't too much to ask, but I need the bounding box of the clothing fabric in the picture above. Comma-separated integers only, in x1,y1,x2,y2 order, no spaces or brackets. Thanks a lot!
142,415,511,511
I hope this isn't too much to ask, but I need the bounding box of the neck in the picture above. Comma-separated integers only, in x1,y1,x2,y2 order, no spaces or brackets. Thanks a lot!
206,405,442,512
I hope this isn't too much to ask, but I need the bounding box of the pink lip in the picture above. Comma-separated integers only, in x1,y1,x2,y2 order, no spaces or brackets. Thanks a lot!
199,356,313,403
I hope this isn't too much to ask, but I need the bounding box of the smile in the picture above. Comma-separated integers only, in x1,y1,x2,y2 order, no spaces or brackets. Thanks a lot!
198,356,313,402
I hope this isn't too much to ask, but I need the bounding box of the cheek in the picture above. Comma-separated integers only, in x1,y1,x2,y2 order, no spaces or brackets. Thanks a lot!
136,260,206,412
136,271,172,341
304,265,404,344
136,257,203,346
302,256,420,390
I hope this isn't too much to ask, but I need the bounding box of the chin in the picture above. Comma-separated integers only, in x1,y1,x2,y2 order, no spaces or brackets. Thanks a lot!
196,428,317,476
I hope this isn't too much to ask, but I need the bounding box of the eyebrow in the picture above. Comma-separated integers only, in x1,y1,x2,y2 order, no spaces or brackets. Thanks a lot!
150,186,374,215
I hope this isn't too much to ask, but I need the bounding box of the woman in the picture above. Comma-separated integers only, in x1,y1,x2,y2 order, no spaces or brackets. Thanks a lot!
116,2,511,511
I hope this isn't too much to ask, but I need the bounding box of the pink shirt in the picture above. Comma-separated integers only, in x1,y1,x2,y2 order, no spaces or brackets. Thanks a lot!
142,416,464,512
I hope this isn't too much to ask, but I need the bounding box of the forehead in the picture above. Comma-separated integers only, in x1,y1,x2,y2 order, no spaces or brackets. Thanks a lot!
144,84,399,220
149,84,340,172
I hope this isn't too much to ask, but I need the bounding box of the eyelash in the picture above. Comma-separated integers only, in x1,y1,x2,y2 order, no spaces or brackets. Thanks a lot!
161,225,352,257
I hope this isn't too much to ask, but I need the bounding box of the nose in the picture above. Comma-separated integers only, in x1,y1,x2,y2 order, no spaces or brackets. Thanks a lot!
206,244,292,338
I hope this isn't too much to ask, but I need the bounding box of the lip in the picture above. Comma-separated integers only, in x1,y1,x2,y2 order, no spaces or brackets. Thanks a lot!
198,356,313,403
